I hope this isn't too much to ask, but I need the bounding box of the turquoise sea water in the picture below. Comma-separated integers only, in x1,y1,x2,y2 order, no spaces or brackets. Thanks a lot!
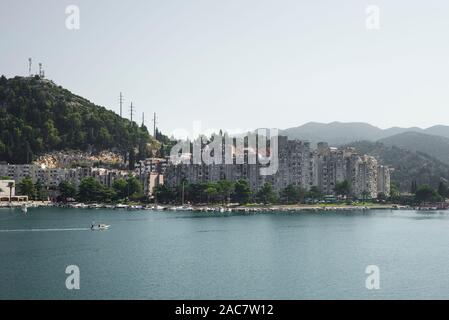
1,207,449,299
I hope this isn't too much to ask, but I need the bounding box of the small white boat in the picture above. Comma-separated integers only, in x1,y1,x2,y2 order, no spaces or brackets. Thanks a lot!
128,205,143,210
90,223,110,231
21,204,28,213
172,206,193,211
147,205,165,211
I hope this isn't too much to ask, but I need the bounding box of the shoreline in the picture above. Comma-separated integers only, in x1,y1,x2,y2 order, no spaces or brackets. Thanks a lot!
0,201,440,212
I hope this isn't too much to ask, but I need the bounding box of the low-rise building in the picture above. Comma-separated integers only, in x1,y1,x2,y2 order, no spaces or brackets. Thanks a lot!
0,179,28,202
0,159,165,199
0,180,15,199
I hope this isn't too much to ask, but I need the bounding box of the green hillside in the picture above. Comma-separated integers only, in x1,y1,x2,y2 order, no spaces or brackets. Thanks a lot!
379,131,449,165
345,141,449,192
0,75,151,164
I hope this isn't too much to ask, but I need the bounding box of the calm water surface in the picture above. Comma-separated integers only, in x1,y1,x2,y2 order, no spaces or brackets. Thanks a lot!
1,207,449,299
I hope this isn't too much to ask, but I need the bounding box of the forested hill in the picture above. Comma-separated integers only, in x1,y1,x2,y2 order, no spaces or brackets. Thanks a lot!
0,75,151,164
344,141,449,192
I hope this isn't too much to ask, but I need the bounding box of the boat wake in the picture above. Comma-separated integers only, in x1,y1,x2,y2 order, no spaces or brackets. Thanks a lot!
0,228,91,233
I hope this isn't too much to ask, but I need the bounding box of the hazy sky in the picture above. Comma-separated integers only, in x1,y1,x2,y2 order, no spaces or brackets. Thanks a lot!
2,0,449,137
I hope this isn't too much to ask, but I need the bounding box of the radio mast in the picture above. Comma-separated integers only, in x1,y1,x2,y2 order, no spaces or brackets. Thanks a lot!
38,63,45,78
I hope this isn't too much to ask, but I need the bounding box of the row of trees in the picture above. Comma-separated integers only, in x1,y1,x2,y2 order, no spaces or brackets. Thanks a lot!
59,176,144,203
9,176,144,203
154,178,449,206
389,180,449,204
9,176,328,205
9,175,449,205
154,179,328,205
413,182,448,204
154,179,252,204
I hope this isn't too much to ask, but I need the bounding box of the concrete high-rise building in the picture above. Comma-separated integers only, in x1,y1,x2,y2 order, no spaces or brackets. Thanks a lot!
377,165,391,197
165,135,391,199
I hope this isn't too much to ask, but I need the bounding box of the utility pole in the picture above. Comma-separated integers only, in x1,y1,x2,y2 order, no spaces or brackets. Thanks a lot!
119,92,124,118
182,181,185,206
130,102,134,122
152,112,157,138
127,176,130,200
28,58,32,76
139,161,142,182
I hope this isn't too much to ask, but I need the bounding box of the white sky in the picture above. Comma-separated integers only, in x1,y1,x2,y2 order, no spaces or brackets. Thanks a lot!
1,0,449,137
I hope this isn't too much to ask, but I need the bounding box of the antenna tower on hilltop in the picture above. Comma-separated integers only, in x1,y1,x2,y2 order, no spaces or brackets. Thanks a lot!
38,63,45,78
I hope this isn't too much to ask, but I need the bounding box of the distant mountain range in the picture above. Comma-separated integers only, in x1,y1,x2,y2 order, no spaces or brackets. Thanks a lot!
281,121,449,145
378,132,449,165
281,122,449,165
